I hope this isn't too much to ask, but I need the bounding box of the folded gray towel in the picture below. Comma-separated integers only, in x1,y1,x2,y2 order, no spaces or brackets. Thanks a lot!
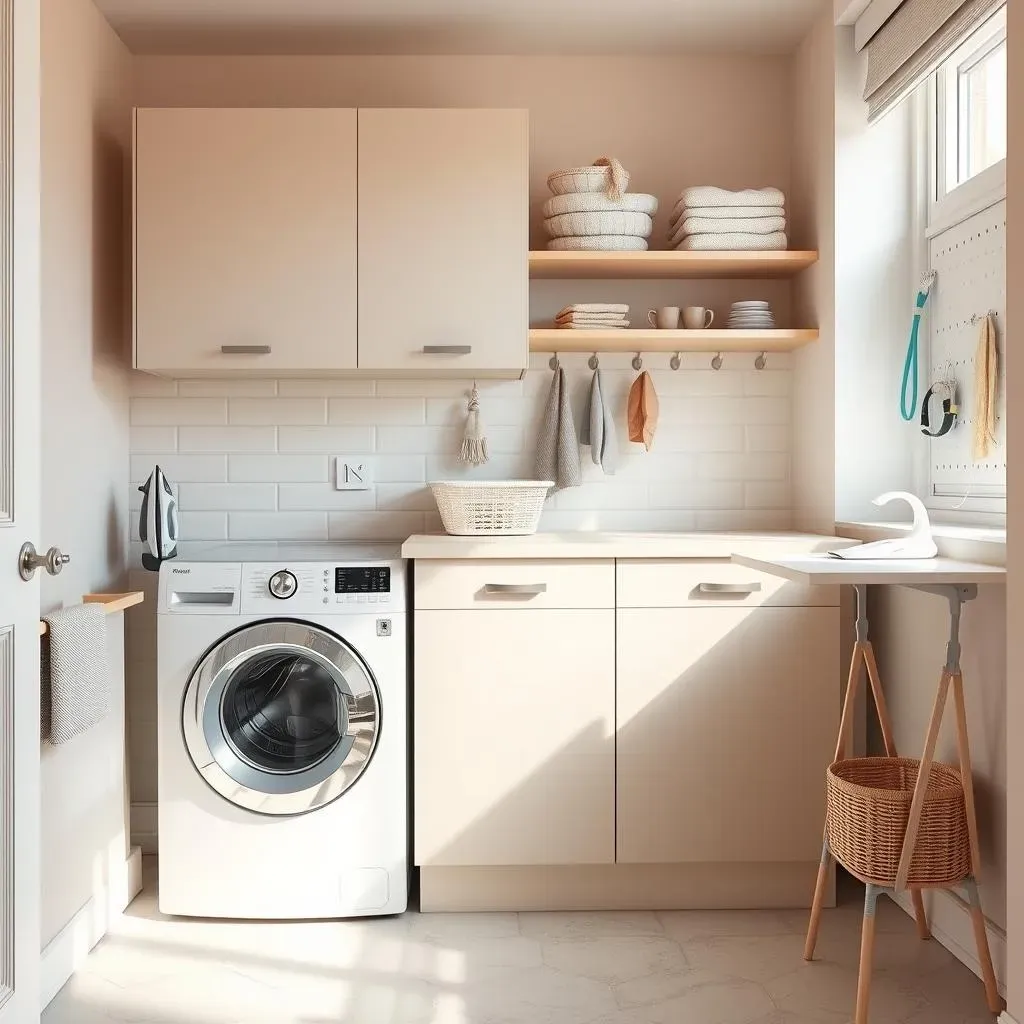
41,604,109,744
535,367,582,490
675,231,788,251
581,369,618,475
668,215,786,247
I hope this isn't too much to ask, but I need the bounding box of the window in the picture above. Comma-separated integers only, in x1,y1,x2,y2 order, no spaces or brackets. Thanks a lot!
919,5,1006,523
933,6,1006,217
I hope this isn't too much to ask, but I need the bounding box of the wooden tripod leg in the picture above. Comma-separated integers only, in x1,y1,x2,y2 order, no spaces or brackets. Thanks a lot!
855,885,880,1024
863,641,897,757
835,642,865,763
910,890,930,940
804,840,831,961
895,671,951,891
951,673,983,880
965,878,1003,1013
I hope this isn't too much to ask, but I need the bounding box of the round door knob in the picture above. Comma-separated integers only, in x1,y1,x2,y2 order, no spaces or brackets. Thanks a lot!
268,569,298,600
19,542,71,581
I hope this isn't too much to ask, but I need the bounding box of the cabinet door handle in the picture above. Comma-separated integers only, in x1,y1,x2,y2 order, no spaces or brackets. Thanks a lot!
483,583,548,596
423,345,472,355
221,345,271,355
698,582,763,594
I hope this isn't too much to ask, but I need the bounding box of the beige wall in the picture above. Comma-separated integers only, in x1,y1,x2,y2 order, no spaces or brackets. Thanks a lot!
133,54,793,252
1005,0,1022,1013
39,0,133,948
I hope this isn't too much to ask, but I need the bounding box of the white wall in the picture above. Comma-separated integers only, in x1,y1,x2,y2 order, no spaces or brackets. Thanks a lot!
39,0,133,953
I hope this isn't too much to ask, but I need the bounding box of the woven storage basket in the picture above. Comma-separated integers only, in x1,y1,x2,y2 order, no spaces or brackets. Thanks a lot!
542,192,659,218
545,211,654,240
430,480,551,536
826,757,970,887
547,157,630,198
547,235,649,251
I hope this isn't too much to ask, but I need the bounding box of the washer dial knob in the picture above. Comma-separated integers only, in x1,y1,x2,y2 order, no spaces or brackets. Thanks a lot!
268,569,298,600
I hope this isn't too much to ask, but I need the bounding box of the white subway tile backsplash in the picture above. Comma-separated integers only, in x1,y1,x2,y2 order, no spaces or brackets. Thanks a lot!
277,379,376,397
278,426,374,452
179,426,276,452
229,454,330,482
128,367,795,545
130,453,228,484
228,512,329,541
328,398,425,425
178,483,278,511
328,511,426,541
230,398,327,425
131,397,228,426
178,379,278,397
129,373,178,396
132,426,177,452
278,483,376,511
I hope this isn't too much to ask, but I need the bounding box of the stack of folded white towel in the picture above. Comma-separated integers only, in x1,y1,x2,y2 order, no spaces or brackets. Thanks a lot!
667,186,787,251
555,304,630,329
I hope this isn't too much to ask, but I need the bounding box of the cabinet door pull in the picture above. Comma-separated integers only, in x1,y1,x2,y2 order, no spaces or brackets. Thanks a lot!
423,345,472,355
221,345,271,355
698,582,762,594
483,583,548,596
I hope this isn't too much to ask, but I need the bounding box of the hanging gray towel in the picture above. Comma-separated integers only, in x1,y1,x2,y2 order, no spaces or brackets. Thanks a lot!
581,368,618,475
41,604,109,745
535,366,582,490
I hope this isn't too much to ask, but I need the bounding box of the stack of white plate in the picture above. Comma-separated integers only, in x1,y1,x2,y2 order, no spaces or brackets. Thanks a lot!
727,301,775,329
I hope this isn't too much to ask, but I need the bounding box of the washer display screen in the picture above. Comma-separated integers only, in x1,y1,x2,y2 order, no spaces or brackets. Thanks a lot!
335,566,390,594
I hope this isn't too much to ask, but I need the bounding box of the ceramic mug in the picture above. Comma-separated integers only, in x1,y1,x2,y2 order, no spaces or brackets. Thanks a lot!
647,306,680,330
683,306,715,330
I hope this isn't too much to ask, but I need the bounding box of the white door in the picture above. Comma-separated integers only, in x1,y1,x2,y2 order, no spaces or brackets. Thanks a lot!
0,1,41,1022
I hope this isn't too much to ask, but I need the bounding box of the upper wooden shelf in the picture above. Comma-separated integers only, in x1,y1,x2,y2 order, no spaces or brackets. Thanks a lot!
529,328,818,354
40,591,146,636
529,250,819,280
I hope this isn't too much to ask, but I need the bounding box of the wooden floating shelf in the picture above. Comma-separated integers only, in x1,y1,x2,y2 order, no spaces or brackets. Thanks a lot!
529,250,819,280
39,591,146,636
529,328,818,354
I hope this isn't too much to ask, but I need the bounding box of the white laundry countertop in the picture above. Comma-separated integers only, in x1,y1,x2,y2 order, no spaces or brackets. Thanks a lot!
401,531,852,560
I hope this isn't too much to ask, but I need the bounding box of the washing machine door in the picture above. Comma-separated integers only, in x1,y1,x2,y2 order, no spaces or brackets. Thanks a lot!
182,620,381,816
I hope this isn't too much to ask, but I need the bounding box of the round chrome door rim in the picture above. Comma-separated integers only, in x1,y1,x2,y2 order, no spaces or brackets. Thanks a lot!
181,620,381,816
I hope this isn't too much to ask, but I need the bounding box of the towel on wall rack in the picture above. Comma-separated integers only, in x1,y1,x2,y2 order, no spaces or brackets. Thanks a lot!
535,366,582,490
41,603,109,744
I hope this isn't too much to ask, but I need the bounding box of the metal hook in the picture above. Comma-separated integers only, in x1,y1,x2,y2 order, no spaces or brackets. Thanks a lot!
588,353,599,371
632,353,643,372
710,352,723,372
969,310,997,324
754,352,767,371
669,352,681,371
549,353,559,371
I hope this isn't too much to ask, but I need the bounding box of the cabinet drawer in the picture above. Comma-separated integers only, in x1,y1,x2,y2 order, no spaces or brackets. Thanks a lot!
617,559,837,608
414,559,614,610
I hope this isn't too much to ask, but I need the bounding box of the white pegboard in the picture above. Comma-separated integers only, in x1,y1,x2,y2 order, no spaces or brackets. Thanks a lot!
927,199,1006,504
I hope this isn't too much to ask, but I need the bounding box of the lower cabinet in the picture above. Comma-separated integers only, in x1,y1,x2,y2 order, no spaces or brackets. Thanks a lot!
414,608,616,867
616,605,839,864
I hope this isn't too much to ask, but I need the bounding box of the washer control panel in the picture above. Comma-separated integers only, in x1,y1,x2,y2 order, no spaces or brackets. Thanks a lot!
240,560,405,614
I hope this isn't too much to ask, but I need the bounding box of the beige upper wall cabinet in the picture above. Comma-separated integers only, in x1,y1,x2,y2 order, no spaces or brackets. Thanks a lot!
134,107,359,374
357,108,529,374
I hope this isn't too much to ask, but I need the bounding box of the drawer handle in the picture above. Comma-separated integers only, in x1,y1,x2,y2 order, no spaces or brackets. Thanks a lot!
221,345,271,355
698,582,763,594
423,345,472,355
483,583,548,596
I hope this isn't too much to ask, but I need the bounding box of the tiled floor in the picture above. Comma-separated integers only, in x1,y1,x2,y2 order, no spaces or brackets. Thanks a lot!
44,861,998,1024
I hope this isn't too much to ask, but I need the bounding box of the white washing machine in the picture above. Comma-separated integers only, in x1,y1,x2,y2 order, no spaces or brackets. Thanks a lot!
156,544,407,919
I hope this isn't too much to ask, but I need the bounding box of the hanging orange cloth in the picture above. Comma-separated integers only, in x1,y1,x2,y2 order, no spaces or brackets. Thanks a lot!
972,313,998,460
627,371,659,452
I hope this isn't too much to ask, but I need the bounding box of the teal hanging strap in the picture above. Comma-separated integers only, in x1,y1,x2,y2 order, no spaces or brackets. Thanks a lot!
901,272,936,422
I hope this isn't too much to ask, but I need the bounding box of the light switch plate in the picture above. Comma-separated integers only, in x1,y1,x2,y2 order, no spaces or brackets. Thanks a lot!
335,457,373,491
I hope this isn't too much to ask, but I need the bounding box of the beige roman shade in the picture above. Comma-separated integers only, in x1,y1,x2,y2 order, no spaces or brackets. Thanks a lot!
861,0,1005,121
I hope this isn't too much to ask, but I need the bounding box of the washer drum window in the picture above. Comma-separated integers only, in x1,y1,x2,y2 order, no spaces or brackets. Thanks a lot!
181,620,381,816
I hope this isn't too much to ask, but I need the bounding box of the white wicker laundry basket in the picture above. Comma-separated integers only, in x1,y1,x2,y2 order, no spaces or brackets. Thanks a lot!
546,235,649,251
547,157,630,199
544,211,654,239
430,481,552,536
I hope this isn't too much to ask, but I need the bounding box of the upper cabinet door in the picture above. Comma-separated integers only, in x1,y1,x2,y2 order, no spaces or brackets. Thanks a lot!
357,109,529,373
134,108,358,374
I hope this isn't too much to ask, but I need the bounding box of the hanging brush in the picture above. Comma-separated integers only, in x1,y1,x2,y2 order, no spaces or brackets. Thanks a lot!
458,384,489,466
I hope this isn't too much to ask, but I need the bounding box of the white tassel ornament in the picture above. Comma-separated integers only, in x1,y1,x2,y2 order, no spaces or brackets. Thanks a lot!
459,386,489,466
